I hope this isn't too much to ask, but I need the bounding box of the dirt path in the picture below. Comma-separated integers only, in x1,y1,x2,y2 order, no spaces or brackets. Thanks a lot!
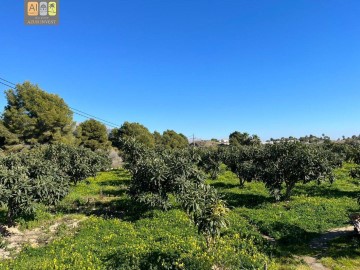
0,217,85,260
299,226,355,270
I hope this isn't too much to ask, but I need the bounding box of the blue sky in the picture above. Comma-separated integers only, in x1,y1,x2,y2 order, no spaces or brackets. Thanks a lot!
0,0,359,140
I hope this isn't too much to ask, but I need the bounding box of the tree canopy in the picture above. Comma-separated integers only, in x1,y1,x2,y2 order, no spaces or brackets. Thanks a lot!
76,119,110,151
0,121,19,149
153,131,162,146
110,122,155,149
2,82,74,145
161,130,189,149
229,131,261,147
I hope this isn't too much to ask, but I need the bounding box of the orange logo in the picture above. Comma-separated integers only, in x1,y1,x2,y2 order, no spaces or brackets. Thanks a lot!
27,2,39,16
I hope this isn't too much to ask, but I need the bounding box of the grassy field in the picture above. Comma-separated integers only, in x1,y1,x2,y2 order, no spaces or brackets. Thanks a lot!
0,164,359,269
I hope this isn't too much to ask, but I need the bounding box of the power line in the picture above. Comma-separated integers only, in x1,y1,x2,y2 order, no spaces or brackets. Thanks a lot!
72,111,118,128
0,77,120,129
69,107,120,127
0,81,15,89
0,77,16,86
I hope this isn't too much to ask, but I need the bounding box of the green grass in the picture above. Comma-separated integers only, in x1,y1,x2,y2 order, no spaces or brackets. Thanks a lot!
320,234,360,270
1,163,360,269
208,163,360,267
0,170,271,270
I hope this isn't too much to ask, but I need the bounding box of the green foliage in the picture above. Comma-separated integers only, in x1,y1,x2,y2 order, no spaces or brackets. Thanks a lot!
108,128,120,148
209,163,360,259
120,138,151,173
111,122,155,148
0,169,271,269
76,119,111,151
222,146,260,186
2,81,75,145
177,181,229,248
0,212,271,270
41,143,111,185
258,142,338,200
348,146,360,204
229,131,261,147
161,130,189,149
0,152,69,224
1,162,359,269
220,142,341,200
122,140,230,248
124,140,204,209
320,235,360,270
153,131,163,146
0,121,19,149
198,147,222,179
0,143,110,224
129,151,173,209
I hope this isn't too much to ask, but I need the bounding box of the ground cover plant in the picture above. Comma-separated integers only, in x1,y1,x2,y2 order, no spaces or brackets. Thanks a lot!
0,160,359,269
0,170,272,270
0,133,360,269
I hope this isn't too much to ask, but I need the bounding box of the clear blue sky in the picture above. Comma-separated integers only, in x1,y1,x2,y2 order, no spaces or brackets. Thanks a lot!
1,0,359,140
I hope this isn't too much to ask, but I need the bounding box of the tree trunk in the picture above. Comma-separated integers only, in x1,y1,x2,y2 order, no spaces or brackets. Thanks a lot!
7,200,15,226
284,182,295,200
238,176,245,187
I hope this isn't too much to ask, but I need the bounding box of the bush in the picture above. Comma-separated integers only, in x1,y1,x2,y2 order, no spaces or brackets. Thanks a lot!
0,153,69,224
122,140,230,248
0,144,111,224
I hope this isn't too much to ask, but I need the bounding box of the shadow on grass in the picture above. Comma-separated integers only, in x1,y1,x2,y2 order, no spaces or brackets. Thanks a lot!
258,222,321,257
258,222,358,259
104,250,181,270
57,169,153,222
99,179,131,187
102,188,127,197
223,192,273,208
210,182,239,189
323,234,360,259
293,185,359,199
58,197,152,222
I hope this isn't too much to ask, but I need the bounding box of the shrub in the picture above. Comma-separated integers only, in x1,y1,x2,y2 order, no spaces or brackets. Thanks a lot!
0,153,69,224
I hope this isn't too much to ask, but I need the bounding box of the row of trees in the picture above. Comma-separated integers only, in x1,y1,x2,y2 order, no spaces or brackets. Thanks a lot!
0,82,190,152
222,142,340,200
192,140,344,201
4,82,359,153
0,144,110,224
119,137,346,247
0,82,111,151
109,122,189,150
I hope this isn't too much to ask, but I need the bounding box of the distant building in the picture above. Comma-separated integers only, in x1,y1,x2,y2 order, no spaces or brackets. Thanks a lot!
219,139,229,145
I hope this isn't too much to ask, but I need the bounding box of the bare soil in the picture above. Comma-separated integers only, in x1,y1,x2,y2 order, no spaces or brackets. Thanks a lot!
0,217,85,260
